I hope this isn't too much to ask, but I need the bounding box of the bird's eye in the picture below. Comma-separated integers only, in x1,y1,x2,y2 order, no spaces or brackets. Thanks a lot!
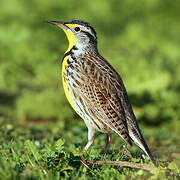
74,27,80,32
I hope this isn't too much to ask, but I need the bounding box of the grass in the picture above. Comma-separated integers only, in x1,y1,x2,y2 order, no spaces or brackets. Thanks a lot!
0,117,179,179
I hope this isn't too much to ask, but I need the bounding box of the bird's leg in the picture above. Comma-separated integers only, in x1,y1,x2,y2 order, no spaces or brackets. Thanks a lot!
84,127,95,151
103,133,111,159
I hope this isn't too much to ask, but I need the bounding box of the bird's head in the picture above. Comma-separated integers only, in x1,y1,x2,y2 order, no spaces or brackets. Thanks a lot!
47,19,97,54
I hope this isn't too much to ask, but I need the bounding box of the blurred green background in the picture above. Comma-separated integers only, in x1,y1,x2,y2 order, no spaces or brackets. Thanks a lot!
0,0,180,178
1,0,180,126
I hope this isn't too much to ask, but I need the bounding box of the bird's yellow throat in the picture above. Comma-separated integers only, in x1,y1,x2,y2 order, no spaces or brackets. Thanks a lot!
63,24,78,53
61,24,78,111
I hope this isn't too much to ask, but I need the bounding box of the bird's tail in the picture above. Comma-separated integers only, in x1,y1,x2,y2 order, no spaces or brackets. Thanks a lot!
129,127,156,166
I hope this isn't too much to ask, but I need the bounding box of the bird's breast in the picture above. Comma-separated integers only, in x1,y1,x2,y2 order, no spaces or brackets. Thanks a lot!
62,55,77,111
61,55,115,134
62,55,85,111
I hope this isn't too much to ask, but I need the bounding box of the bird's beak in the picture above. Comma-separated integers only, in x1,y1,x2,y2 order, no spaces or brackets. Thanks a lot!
46,21,69,31
47,20,77,53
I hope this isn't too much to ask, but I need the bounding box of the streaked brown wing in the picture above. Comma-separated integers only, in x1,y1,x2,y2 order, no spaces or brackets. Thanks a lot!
76,55,132,145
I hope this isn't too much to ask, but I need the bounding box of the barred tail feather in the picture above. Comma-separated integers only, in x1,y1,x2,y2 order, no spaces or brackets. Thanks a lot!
129,128,156,165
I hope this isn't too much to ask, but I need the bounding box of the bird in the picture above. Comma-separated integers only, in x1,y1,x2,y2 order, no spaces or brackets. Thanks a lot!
47,19,156,165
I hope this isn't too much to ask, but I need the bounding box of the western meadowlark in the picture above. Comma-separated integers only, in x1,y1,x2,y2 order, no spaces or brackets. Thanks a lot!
48,19,156,165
